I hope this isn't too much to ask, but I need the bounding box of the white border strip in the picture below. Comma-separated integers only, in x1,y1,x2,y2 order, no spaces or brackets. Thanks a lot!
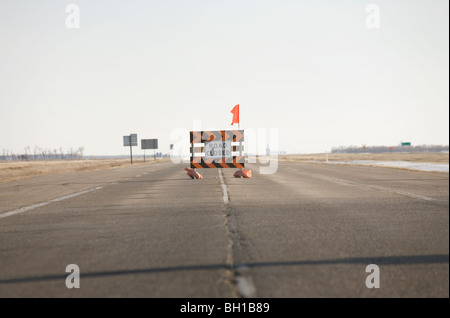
0,186,103,219
332,178,435,201
367,184,435,201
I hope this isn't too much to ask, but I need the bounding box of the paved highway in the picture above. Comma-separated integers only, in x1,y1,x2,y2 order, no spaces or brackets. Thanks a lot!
0,161,448,297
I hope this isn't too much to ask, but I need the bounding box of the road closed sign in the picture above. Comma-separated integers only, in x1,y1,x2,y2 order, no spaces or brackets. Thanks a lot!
190,130,245,168
204,140,232,160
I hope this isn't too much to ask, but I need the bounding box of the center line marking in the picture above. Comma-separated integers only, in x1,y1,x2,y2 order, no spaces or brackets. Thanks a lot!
0,186,103,219
217,168,257,297
218,168,229,204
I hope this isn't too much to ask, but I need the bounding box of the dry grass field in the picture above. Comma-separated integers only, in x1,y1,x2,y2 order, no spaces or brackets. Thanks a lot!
0,158,168,183
0,153,448,183
279,152,449,164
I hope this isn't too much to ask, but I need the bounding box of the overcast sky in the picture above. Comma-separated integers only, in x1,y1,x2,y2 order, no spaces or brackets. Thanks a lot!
0,0,448,156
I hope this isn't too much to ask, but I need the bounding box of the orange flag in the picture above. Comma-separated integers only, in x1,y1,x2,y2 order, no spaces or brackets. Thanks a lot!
231,104,239,125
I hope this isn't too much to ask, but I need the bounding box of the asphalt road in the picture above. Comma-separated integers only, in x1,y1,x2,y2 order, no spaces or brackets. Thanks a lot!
0,160,448,297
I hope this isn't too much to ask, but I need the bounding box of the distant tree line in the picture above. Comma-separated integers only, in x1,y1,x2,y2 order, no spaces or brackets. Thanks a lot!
1,146,84,161
331,144,449,154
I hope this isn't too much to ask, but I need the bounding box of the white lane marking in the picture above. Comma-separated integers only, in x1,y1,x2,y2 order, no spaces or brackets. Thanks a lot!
218,169,229,204
0,186,103,219
332,177,435,201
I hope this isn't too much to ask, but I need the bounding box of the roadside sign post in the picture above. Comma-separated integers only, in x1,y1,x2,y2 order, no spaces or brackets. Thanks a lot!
141,139,158,162
123,134,138,164
130,136,133,164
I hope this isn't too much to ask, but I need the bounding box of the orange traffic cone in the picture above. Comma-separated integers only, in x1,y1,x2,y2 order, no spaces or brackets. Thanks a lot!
233,169,252,178
184,167,203,179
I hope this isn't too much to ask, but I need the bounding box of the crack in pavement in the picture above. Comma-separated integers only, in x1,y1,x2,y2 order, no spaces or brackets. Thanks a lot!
218,168,257,298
